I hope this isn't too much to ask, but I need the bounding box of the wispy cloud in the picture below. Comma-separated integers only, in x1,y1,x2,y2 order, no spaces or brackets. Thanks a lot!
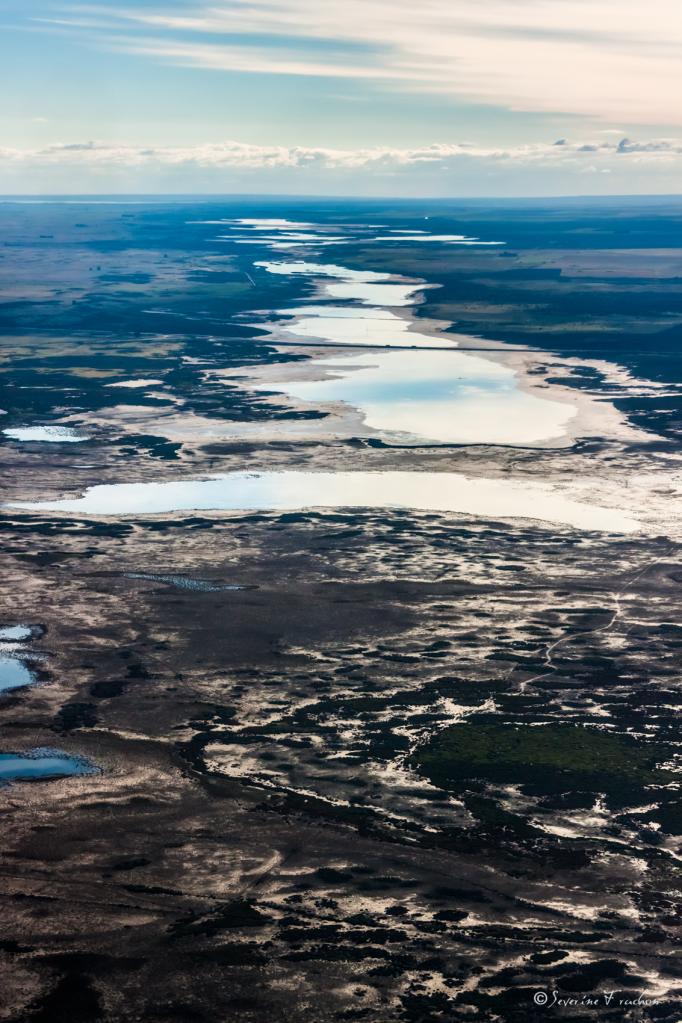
35,0,682,126
115,38,402,80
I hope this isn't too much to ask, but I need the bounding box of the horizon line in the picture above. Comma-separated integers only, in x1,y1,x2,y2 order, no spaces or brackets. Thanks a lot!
1,192,681,203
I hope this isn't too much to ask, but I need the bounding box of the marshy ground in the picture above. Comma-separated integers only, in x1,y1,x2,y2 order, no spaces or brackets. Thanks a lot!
0,198,680,1023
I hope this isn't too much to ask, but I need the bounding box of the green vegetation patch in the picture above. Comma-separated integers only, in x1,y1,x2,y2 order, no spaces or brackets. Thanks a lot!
412,723,674,801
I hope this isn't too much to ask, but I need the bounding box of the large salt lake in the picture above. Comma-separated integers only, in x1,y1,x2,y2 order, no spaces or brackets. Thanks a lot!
244,255,584,445
2,224,637,539
251,349,575,445
7,471,639,533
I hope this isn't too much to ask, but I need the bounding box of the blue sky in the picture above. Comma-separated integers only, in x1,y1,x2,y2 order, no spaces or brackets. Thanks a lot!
1,0,681,195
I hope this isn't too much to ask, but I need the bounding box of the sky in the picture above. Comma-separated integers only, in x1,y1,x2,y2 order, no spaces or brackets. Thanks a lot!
1,0,681,195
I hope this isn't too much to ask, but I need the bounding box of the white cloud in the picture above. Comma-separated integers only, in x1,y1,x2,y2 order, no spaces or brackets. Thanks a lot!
52,0,682,126
2,135,680,196
2,136,682,171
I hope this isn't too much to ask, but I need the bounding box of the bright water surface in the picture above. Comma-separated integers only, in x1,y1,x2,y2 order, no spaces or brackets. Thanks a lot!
254,349,575,445
7,471,638,533
0,750,97,783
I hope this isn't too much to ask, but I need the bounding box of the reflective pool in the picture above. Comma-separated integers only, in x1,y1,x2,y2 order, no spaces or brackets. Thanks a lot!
0,626,33,642
7,471,639,533
253,349,575,445
0,656,36,693
0,625,39,693
0,749,97,784
3,426,90,443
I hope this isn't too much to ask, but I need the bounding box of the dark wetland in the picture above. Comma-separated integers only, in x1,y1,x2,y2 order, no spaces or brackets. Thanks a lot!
0,197,680,1022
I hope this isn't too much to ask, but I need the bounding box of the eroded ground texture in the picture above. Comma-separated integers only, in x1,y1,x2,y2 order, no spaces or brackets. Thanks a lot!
0,198,681,1023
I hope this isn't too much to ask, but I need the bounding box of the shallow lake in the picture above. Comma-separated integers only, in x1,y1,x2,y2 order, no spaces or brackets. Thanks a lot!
3,426,89,443
0,625,39,693
250,258,587,442
0,626,33,642
0,749,97,783
374,231,504,245
254,349,575,445
256,260,422,307
0,656,36,693
272,305,446,348
7,471,639,533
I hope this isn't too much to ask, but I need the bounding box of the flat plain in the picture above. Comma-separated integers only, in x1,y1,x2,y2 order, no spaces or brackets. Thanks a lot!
0,197,680,1023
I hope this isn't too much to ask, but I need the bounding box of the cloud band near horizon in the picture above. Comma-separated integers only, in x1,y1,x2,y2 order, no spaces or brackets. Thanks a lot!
2,135,681,197
3,136,682,170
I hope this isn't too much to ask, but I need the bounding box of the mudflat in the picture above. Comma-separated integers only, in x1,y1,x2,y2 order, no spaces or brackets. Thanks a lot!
0,197,680,1023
